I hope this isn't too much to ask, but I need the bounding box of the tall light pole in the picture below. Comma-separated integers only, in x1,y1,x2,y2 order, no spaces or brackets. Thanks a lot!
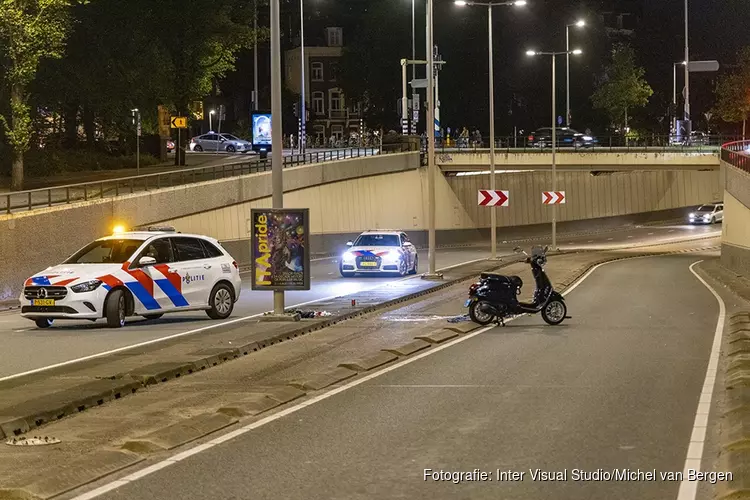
423,0,441,279
411,0,416,118
299,0,306,154
270,0,285,314
565,19,585,127
209,109,215,131
672,61,686,135
683,0,690,125
253,0,259,111
527,48,582,250
454,0,526,260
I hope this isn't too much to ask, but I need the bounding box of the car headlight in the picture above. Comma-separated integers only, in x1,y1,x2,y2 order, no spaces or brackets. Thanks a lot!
689,213,695,217
71,279,103,293
703,214,711,219
384,250,401,262
342,251,356,263
583,136,593,141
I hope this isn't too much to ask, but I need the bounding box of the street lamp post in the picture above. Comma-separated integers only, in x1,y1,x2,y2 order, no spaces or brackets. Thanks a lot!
270,0,285,314
527,48,582,250
425,0,439,277
253,0,259,111
209,109,215,132
565,19,585,127
672,61,686,136
299,0,306,155
454,0,526,260
684,0,690,125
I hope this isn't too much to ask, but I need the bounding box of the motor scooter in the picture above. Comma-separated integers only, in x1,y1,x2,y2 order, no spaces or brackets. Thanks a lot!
465,245,569,326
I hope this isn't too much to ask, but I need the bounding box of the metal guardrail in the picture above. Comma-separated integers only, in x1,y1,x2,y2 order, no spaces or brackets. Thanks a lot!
2,147,406,215
720,140,750,174
435,134,738,154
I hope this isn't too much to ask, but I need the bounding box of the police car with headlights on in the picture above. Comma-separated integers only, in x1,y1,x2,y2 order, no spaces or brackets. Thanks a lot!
20,227,242,329
688,203,723,224
339,231,418,277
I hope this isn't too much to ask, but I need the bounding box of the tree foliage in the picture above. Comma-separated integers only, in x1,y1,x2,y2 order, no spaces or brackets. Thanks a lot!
0,0,77,189
714,48,750,135
591,44,653,131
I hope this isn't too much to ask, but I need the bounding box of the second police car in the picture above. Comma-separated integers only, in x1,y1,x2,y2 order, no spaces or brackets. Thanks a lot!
20,227,242,329
339,231,419,277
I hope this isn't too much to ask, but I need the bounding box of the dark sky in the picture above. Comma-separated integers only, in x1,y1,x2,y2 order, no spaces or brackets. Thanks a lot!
231,0,750,135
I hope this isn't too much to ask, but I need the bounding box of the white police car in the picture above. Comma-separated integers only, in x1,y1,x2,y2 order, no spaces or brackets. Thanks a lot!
20,227,242,329
339,231,419,277
688,203,724,224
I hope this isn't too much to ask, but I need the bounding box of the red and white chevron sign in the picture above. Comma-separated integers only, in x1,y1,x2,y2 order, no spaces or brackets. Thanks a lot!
542,191,566,205
478,190,509,207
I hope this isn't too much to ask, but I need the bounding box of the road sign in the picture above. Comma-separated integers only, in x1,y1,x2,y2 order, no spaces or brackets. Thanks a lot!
688,60,720,73
478,190,509,207
410,79,428,89
542,191,566,205
171,116,187,129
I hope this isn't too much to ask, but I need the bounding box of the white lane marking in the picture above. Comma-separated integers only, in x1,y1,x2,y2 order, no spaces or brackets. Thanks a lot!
587,240,594,243
648,232,654,236
0,257,489,383
627,236,633,238
607,238,614,241
676,261,726,500
69,249,600,500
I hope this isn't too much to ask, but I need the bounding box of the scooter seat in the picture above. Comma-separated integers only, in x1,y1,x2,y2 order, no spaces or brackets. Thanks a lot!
481,273,523,288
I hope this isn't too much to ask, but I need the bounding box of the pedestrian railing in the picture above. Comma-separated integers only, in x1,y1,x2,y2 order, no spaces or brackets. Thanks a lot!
1,147,404,215
721,140,750,174
433,134,738,154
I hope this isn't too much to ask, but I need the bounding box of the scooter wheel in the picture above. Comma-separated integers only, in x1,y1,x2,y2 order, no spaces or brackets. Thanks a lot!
541,299,567,325
469,300,495,326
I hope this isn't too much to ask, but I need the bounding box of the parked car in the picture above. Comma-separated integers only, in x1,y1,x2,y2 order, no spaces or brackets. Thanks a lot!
190,133,253,153
340,231,419,277
688,203,723,224
527,127,597,148
20,227,242,328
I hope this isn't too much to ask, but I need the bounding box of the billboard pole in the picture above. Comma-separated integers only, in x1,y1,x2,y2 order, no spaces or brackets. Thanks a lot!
270,0,284,315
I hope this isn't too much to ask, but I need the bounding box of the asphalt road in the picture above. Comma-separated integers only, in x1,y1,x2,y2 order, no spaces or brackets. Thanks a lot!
0,221,718,380
89,253,720,500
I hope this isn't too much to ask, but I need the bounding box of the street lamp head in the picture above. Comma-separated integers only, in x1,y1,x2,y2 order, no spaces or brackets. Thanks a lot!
572,49,583,55
514,1,527,6
210,109,216,114
575,19,585,27
526,50,537,56
454,0,467,5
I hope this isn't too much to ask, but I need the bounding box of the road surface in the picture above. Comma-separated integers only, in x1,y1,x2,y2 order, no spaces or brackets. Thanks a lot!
0,221,718,381
79,252,721,500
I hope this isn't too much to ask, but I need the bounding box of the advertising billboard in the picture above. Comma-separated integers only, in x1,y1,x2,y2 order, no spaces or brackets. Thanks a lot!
251,209,310,291
252,113,272,147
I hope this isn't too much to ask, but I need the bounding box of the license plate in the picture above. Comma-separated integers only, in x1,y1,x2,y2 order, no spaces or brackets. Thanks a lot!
360,262,378,267
464,299,472,307
32,299,55,306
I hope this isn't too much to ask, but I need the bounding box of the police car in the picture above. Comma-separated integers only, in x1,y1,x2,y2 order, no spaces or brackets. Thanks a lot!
20,227,242,329
339,231,419,277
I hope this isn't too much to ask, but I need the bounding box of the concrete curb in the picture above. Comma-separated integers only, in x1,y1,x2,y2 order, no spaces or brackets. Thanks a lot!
717,311,750,500
0,450,143,500
121,413,237,453
339,352,399,372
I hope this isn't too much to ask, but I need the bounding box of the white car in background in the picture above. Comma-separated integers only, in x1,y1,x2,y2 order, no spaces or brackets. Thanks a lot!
190,132,253,153
339,231,419,277
20,227,242,329
688,203,724,224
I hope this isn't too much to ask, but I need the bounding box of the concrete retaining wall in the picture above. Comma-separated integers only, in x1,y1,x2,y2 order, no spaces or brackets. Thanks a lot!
0,153,419,301
721,162,750,278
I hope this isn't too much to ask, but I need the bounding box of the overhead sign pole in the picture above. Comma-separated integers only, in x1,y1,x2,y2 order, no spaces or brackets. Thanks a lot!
270,0,285,315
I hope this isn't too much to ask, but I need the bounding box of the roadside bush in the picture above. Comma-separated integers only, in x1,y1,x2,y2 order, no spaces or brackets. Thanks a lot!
22,148,160,177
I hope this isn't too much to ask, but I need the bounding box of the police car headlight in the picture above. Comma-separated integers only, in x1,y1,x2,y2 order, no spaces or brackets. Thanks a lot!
383,250,401,262
342,251,356,263
71,279,103,293
583,136,593,141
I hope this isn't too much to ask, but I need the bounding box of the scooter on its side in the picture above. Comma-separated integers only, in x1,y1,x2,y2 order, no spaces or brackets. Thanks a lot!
465,245,569,326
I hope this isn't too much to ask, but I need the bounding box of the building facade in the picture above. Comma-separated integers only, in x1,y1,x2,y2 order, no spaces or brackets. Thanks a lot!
285,27,362,143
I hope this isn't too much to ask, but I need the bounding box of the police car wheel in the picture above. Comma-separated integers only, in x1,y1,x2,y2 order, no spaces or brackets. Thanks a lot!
226,145,236,153
409,255,418,275
105,289,127,328
207,283,234,320
35,318,53,329
143,313,164,320
194,145,203,152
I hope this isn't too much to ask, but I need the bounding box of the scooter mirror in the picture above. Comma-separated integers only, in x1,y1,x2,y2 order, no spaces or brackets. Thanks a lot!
543,245,549,253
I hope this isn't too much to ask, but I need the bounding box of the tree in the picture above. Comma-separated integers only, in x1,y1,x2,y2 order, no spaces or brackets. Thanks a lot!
0,0,76,190
591,44,653,133
714,48,750,139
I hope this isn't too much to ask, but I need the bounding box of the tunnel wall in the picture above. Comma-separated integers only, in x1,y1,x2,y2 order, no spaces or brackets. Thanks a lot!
162,168,720,265
722,162,750,277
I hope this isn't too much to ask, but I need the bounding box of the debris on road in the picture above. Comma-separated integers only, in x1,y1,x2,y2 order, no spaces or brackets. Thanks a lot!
286,310,333,319
447,314,471,323
6,436,61,446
